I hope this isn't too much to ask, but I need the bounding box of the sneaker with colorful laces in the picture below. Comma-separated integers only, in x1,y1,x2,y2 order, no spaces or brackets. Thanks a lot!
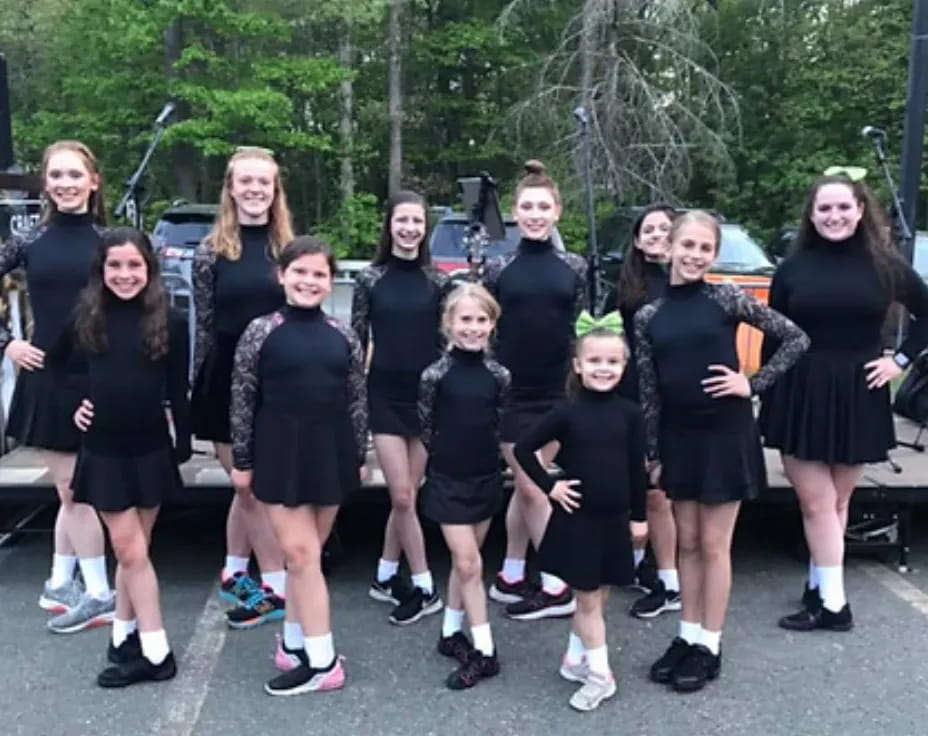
274,633,308,672
264,655,346,696
226,585,285,630
218,571,260,605
437,631,473,664
559,655,590,683
39,577,84,614
569,670,617,711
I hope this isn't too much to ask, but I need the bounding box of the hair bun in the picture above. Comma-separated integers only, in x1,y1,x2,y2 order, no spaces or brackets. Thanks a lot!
524,159,546,176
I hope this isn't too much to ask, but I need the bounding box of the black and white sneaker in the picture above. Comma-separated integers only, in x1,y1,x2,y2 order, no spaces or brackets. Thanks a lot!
368,574,414,606
97,652,177,688
630,582,681,619
505,586,576,621
389,587,443,625
488,574,534,604
629,557,660,594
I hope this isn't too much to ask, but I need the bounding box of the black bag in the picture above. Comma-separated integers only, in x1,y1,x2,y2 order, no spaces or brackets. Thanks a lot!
892,351,928,423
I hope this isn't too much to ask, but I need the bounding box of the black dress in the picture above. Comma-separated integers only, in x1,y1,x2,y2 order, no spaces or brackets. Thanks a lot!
417,347,510,524
351,255,449,437
483,238,587,442
192,225,283,443
635,281,808,503
759,233,928,464
514,387,647,591
230,305,367,508
0,213,103,453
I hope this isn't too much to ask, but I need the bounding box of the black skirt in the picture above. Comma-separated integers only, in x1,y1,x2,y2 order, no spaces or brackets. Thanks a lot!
72,444,182,513
191,333,237,444
368,381,421,437
252,407,359,508
659,401,766,504
537,508,634,592
420,470,502,525
6,364,86,453
759,350,894,465
499,395,559,444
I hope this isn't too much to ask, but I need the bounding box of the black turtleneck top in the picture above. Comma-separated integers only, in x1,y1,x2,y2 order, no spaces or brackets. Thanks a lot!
418,346,511,478
351,253,450,403
0,212,103,360
483,238,588,401
514,386,647,519
229,305,368,471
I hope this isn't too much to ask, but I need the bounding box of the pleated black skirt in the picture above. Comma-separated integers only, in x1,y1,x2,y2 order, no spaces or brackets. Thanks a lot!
191,333,237,443
499,395,559,444
72,444,182,513
6,365,85,453
759,351,894,465
368,383,420,437
420,470,502,525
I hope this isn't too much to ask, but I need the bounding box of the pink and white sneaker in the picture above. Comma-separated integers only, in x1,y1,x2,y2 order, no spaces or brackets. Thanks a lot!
273,633,305,672
264,655,346,696
559,655,590,683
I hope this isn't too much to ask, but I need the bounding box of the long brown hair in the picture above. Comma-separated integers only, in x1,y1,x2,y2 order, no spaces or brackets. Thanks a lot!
40,140,107,225
75,227,169,359
372,190,432,266
616,204,675,311
204,149,295,261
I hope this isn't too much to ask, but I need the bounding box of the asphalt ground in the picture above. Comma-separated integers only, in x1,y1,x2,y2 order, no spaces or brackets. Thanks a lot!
1,499,927,736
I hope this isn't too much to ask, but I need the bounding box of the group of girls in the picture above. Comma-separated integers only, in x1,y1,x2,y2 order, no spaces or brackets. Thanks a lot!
4,139,926,708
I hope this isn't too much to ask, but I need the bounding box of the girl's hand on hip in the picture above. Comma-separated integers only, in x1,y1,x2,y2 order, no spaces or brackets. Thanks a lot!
549,479,582,514
5,339,44,371
702,364,750,398
865,356,902,389
73,399,94,431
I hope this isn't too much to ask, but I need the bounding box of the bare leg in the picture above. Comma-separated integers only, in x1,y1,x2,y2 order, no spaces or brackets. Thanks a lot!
674,500,703,626
572,589,606,651
45,451,104,558
100,508,163,633
375,435,429,576
216,443,251,564
830,463,864,533
698,502,741,633
647,488,677,573
783,456,844,567
442,521,492,628
114,508,159,622
501,442,559,550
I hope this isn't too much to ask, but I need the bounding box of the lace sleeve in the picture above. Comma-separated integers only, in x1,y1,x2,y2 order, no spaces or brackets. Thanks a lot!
487,358,511,442
192,243,217,382
327,317,369,465
351,267,379,359
560,252,590,322
634,301,662,460
0,233,30,354
426,267,453,351
166,311,192,464
230,313,281,470
417,355,447,451
708,282,809,394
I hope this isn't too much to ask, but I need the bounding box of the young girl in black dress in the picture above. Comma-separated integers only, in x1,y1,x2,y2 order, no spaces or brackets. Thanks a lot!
352,190,450,625
0,140,114,631
418,284,509,690
193,148,293,630
230,236,367,696
760,175,928,631
636,211,808,693
60,228,191,686
515,311,647,712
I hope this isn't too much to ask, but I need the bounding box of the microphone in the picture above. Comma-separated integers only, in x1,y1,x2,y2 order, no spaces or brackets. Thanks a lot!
573,106,588,126
861,125,886,139
155,102,177,127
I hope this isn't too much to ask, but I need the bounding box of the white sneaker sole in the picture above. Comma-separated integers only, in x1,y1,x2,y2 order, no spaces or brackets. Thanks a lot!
38,595,70,614
507,599,576,621
488,585,523,604
368,587,400,605
631,598,682,620
569,680,617,711
47,611,115,634
264,658,346,696
559,664,589,683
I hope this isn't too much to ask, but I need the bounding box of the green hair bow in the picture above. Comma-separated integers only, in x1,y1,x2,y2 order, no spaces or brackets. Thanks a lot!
823,165,867,182
575,310,624,337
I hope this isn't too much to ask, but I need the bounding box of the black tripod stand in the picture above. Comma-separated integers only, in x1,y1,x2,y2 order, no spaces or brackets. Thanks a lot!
114,102,176,228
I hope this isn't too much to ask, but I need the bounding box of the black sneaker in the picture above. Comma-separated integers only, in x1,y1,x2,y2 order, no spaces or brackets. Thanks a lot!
107,631,142,664
629,557,660,594
649,637,692,684
488,574,534,604
671,644,721,693
369,574,414,606
778,602,853,632
389,587,443,625
505,586,576,621
446,649,500,690
801,583,822,612
630,582,682,619
437,631,474,663
97,652,177,688
264,656,345,696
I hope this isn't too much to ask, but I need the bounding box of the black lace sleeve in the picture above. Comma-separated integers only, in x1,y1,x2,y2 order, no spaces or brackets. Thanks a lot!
350,266,380,359
426,267,453,351
634,301,662,460
707,282,809,394
192,243,218,382
0,233,30,354
558,251,590,321
486,358,511,441
417,354,448,451
230,313,281,470
759,260,792,368
327,317,369,465
481,256,505,298
166,311,192,464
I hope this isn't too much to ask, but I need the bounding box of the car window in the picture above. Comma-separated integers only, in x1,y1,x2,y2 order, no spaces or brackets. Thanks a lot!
913,233,928,281
715,225,775,273
153,221,214,248
430,222,523,260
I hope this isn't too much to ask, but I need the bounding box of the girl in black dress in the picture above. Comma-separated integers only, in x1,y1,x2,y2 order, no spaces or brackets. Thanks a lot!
515,311,648,712
193,148,292,628
352,190,450,625
760,175,928,631
60,228,191,687
230,236,367,696
0,140,114,631
418,283,509,690
636,211,808,693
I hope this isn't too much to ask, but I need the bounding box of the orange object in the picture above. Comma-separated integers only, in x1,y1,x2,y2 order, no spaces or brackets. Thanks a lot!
705,274,772,376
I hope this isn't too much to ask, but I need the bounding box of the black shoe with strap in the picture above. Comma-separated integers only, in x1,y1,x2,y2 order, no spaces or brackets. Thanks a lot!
437,631,474,663
779,602,853,632
801,583,822,612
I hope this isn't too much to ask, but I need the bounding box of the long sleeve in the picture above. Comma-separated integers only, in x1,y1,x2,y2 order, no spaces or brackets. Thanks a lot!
0,235,28,354
491,361,511,442
417,361,441,451
759,265,789,368
513,405,565,494
567,253,589,322
895,258,928,361
229,315,275,470
350,268,375,358
627,408,648,522
343,323,369,465
634,304,661,460
192,243,217,381
167,313,192,464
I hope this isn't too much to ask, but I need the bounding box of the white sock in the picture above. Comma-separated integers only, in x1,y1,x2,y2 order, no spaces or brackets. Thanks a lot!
377,558,399,583
283,620,304,650
471,623,494,657
501,558,525,583
700,629,722,656
139,630,170,665
565,631,585,665
679,620,702,645
633,548,646,568
261,570,286,597
223,556,249,580
78,556,109,598
540,572,567,595
658,569,680,593
585,645,610,676
808,559,819,590
442,608,465,637
411,571,434,595
304,633,335,669
817,565,847,612
50,554,77,588
112,618,137,648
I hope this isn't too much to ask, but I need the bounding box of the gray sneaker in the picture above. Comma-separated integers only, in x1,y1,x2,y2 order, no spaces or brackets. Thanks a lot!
569,670,617,712
38,578,84,614
47,591,115,634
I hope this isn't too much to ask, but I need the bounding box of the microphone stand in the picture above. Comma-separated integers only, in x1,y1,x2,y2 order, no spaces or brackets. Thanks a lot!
575,107,599,314
115,108,174,229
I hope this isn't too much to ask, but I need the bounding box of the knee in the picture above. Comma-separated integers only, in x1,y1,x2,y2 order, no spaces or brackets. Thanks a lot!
453,553,482,583
516,480,546,509
647,490,671,516
799,495,834,520
283,541,319,572
390,486,416,514
112,534,148,569
699,537,729,564
677,530,700,557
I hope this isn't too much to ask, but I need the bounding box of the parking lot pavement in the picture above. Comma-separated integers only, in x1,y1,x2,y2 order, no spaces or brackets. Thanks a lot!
1,504,927,736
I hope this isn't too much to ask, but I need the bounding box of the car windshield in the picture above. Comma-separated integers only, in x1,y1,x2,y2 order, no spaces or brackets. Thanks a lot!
713,225,775,274
430,221,522,261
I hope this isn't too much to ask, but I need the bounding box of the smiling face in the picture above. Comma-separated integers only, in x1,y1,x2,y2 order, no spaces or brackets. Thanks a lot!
513,186,561,241
390,202,427,258
44,149,98,215
230,157,276,225
810,182,863,242
447,295,495,352
573,334,627,392
669,220,719,285
635,211,673,262
278,252,332,308
103,243,149,301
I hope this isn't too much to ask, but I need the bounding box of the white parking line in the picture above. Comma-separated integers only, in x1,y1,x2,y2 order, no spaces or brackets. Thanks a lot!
150,586,228,736
858,562,928,617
